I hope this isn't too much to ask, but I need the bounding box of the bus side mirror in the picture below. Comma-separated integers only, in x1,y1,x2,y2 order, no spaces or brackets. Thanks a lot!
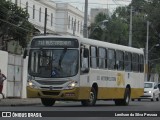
23,49,27,59
81,68,89,73
83,48,89,58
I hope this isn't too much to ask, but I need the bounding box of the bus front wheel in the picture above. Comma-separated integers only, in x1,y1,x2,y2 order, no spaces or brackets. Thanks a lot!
41,98,55,106
81,87,97,106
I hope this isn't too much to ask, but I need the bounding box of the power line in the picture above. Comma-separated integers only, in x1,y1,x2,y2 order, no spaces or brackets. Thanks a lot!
0,18,31,32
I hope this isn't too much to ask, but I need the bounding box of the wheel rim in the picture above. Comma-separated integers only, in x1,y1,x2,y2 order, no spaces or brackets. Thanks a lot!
89,91,94,103
126,94,129,103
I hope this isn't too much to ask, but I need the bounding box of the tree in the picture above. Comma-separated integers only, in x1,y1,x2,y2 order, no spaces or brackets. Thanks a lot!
89,10,129,45
0,0,34,50
89,12,109,40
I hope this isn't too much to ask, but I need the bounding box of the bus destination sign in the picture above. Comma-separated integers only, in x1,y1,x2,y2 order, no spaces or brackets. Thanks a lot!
31,38,79,48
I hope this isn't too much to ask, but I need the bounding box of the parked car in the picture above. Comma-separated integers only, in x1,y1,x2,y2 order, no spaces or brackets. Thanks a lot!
138,82,160,101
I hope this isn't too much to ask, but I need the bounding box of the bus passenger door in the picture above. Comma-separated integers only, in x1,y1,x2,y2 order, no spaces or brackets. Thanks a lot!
79,45,90,99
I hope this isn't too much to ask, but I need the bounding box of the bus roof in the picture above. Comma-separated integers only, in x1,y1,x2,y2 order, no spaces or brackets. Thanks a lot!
32,35,144,54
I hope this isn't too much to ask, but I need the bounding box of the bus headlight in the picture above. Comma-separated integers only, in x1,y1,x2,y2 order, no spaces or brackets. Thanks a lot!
64,81,78,90
28,81,39,89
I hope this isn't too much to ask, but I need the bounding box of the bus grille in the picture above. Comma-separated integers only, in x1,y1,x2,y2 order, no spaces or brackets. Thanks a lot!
35,80,67,85
41,87,63,89
42,91,60,96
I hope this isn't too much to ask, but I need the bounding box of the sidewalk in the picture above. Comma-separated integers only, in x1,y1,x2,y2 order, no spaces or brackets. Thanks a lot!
0,98,41,106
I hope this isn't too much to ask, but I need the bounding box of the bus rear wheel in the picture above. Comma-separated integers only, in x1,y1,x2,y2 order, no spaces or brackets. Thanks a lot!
81,87,97,106
41,98,55,106
115,87,130,106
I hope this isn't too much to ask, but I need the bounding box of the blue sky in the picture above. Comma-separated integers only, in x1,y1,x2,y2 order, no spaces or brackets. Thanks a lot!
52,0,131,14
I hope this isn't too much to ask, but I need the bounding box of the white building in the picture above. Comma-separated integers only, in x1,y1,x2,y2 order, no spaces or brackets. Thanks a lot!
10,0,56,34
56,3,84,37
9,0,84,37
90,8,110,23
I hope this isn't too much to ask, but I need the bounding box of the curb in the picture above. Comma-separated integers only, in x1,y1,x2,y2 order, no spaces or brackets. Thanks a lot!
0,98,41,106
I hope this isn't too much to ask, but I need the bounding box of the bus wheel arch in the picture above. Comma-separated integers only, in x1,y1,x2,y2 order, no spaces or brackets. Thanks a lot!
81,83,98,106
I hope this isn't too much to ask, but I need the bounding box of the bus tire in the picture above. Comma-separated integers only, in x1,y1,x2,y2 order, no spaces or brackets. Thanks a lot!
156,96,159,101
41,98,55,106
115,87,130,106
81,87,97,106
123,87,130,105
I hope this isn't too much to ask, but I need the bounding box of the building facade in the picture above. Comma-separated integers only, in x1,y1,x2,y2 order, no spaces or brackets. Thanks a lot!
9,0,84,37
56,3,84,37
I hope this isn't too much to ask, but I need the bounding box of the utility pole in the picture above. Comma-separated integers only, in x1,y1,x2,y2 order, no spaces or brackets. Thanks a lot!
145,21,150,81
83,0,88,38
129,6,132,47
44,8,47,35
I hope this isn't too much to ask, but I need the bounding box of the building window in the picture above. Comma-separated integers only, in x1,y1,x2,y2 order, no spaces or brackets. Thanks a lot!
74,19,76,32
15,0,18,5
80,22,83,34
33,5,35,19
51,13,53,26
26,2,28,13
20,0,22,7
72,18,73,30
39,8,41,22
77,21,79,32
68,16,70,29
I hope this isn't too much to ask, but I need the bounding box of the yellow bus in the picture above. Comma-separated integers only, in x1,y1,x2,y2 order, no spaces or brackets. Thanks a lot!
24,35,144,106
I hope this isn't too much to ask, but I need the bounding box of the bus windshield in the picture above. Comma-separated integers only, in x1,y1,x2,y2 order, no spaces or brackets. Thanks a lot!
28,49,78,78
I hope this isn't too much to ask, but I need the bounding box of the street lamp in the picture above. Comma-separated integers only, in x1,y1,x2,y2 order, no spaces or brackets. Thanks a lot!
148,44,160,53
88,20,108,39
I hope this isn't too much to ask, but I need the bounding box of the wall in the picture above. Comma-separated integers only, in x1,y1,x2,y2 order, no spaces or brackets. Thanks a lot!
22,56,28,98
0,51,8,98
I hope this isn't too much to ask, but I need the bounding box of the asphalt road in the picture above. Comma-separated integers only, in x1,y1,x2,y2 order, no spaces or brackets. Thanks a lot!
0,100,160,120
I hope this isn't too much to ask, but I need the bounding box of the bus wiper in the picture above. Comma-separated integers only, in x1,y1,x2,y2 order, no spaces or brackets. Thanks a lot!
59,48,67,68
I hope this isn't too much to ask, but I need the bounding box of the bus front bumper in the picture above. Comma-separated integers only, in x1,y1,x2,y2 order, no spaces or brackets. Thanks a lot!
27,86,90,100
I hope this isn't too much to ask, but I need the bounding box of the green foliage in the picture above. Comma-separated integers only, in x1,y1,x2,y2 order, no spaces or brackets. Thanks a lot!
0,0,34,48
94,12,109,23
155,64,160,74
89,10,129,46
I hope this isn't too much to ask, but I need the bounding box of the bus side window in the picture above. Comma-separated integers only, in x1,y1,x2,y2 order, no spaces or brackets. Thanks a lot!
132,53,139,72
81,46,89,73
116,50,124,70
107,49,116,70
98,47,106,69
90,46,97,68
124,52,131,72
140,55,144,72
